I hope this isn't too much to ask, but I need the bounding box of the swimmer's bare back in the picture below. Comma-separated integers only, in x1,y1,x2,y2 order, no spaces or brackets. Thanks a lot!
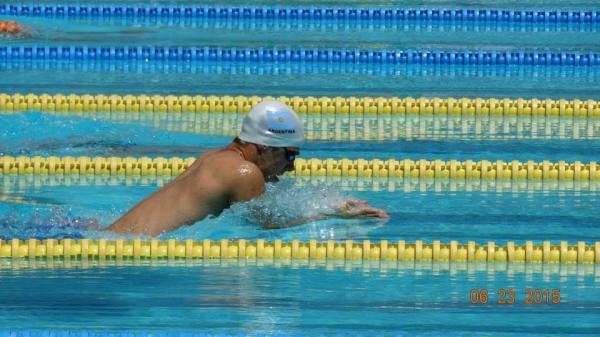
108,149,265,236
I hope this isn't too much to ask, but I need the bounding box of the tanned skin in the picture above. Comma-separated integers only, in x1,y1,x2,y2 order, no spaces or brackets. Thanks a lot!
0,21,28,35
108,139,388,236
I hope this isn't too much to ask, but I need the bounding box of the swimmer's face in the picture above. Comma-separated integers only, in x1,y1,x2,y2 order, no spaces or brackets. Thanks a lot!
257,146,300,182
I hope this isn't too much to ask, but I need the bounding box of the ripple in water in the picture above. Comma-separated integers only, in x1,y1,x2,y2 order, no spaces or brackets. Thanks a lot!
165,179,387,241
0,206,103,241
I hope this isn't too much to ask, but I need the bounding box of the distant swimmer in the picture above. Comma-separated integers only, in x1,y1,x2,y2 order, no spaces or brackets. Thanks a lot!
108,101,388,236
0,21,28,36
0,21,146,41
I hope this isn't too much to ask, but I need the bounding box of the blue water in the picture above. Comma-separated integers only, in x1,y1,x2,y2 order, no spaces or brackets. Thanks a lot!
2,174,600,243
2,0,600,336
3,16,600,50
0,261,598,336
3,66,599,98
2,112,600,162
1,1,600,98
21,110,600,142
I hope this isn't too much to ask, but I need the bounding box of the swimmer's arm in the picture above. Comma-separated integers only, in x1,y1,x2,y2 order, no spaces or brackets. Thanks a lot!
246,200,335,229
261,214,333,229
260,200,388,229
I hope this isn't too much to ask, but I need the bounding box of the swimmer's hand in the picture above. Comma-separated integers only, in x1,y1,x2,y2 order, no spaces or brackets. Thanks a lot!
335,199,389,219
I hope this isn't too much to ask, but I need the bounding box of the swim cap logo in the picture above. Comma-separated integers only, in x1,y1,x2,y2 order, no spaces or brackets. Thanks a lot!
267,110,296,134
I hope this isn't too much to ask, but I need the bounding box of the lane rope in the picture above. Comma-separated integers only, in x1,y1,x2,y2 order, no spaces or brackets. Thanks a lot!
2,93,600,117
1,46,599,67
3,4,599,28
1,238,598,264
1,156,599,181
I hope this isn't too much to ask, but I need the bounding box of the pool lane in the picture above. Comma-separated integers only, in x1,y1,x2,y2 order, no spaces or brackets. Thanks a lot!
0,261,598,336
2,112,600,162
1,174,599,243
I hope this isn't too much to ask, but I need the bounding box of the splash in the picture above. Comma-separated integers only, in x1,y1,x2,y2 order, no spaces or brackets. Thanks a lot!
0,206,105,241
238,179,345,226
164,179,386,241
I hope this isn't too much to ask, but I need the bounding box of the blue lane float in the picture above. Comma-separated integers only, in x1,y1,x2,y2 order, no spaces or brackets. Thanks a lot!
3,4,599,32
1,46,599,67
2,3,600,26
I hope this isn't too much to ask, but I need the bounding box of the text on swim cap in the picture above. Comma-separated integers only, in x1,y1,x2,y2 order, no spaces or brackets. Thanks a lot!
267,110,296,134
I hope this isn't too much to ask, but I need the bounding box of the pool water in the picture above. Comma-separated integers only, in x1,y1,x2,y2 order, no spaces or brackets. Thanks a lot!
0,260,599,336
5,15,600,50
2,2,600,98
3,112,600,161
2,174,600,244
1,0,600,335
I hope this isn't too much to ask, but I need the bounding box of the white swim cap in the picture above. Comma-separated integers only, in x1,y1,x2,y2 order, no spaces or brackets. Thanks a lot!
239,100,304,147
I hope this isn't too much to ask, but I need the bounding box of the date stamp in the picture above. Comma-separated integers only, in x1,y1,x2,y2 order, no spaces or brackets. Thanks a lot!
469,288,561,305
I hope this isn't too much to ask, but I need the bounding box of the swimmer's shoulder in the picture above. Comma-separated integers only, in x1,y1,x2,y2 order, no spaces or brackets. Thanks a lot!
201,149,264,182
226,158,265,201
203,149,265,200
183,149,264,201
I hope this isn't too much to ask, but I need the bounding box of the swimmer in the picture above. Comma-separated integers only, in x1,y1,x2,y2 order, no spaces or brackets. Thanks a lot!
108,101,388,236
0,20,145,41
0,20,28,36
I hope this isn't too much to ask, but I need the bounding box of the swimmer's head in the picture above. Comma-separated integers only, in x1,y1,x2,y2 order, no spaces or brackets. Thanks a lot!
237,101,303,182
233,136,299,182
239,100,304,148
